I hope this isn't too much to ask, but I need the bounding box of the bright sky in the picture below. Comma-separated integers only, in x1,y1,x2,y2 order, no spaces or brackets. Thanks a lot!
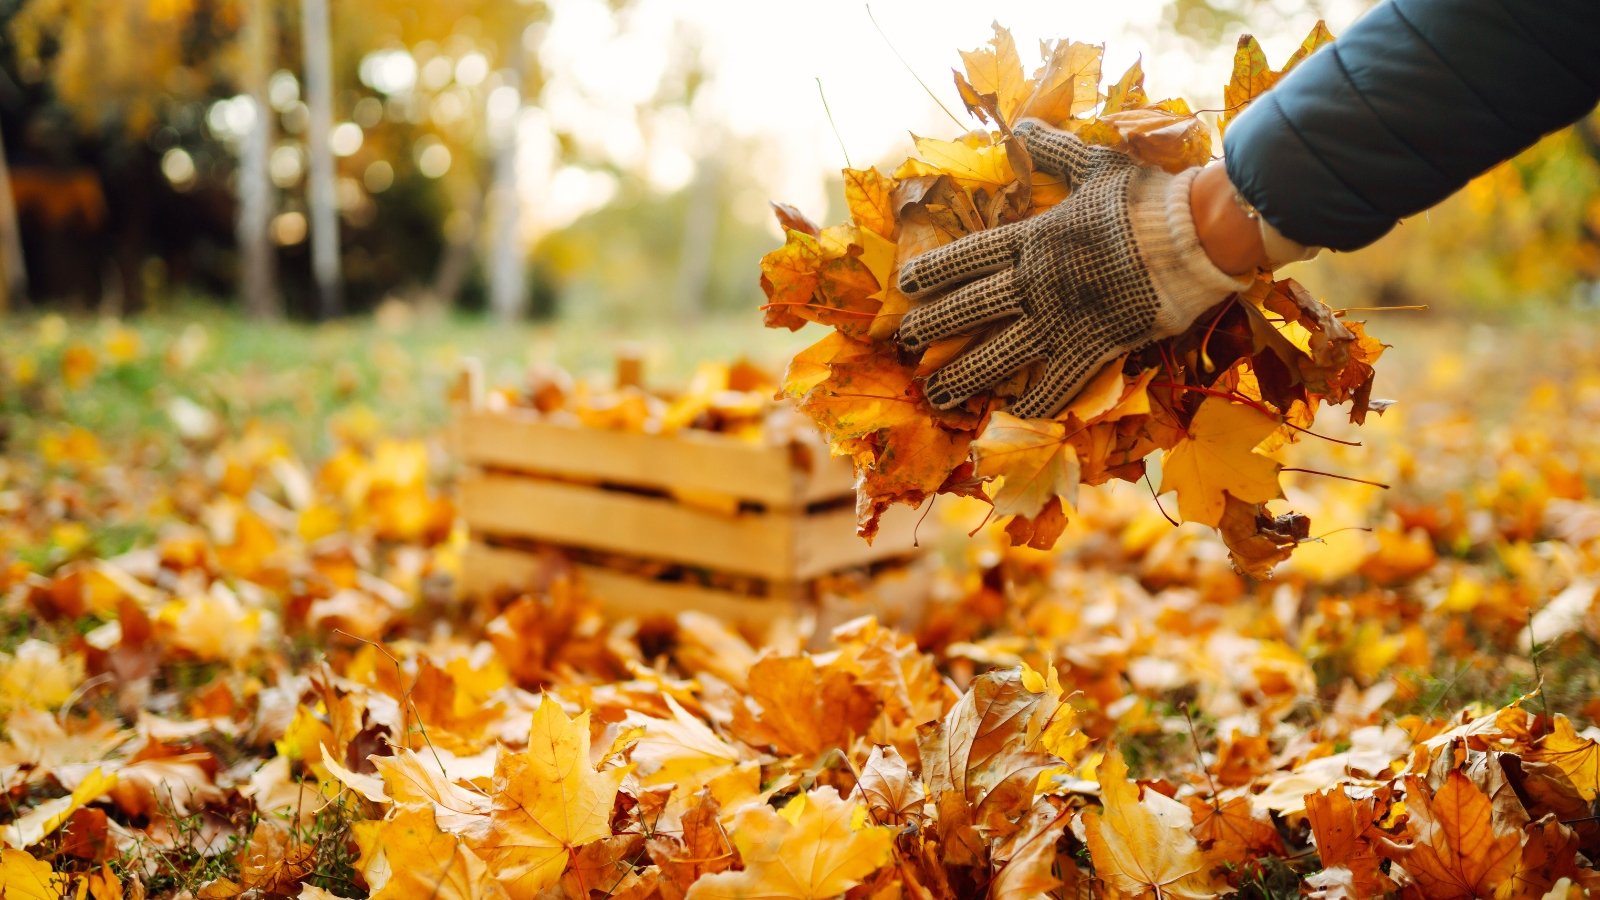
521,0,1371,235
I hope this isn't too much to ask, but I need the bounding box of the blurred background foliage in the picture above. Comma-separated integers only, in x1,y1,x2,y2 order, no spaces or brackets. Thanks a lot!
0,0,1596,327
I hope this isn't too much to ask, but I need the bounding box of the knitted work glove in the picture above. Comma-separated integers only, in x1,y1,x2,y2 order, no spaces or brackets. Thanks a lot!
896,120,1252,419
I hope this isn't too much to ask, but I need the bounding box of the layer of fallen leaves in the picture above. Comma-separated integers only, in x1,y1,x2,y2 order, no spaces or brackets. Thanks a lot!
3,314,1600,898
485,357,807,445
762,24,1386,576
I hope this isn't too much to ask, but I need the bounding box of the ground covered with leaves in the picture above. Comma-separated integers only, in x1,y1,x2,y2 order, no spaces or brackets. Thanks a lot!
1,309,1598,899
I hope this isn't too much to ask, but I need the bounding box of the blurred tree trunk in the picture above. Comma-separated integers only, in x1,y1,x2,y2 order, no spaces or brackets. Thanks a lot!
238,0,278,319
487,46,527,323
427,180,483,311
674,154,719,321
0,122,27,313
301,0,341,318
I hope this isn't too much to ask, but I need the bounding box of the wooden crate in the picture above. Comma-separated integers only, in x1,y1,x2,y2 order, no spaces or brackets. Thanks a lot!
451,363,926,624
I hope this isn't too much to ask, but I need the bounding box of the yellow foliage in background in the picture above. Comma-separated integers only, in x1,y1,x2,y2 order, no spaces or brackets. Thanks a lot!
1305,122,1600,308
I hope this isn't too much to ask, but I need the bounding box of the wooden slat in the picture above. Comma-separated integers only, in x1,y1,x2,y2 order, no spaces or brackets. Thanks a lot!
460,473,799,579
454,412,854,508
577,565,796,624
460,541,551,596
791,499,927,581
459,542,794,624
795,450,859,506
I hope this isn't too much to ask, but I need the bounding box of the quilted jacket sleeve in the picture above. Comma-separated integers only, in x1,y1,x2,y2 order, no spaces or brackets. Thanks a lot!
1222,0,1600,252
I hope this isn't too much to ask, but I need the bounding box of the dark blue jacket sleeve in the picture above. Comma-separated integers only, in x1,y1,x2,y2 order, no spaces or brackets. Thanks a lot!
1222,0,1600,252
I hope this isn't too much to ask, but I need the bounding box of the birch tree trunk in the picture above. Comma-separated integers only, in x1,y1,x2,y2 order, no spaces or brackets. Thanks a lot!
238,0,278,319
301,0,341,318
486,51,526,323
673,154,720,322
0,121,28,313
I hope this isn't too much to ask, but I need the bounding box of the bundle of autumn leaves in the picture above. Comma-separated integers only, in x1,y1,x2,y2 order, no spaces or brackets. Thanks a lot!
763,25,1385,576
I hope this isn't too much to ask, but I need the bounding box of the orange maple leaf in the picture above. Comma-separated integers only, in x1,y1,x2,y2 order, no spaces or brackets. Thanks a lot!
649,792,737,900
727,655,880,758
1378,772,1522,899
1304,787,1395,898
1186,794,1285,873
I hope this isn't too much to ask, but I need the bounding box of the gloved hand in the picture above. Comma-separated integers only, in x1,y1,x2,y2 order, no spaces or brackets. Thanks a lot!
895,119,1252,419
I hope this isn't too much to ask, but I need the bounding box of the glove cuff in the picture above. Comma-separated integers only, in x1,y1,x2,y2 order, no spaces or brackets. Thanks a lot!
1128,166,1254,339
1259,217,1321,269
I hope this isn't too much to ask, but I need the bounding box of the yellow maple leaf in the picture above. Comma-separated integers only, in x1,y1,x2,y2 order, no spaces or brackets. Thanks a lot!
1083,750,1217,899
683,786,894,900
1102,58,1148,114
354,806,509,900
474,699,628,899
857,228,896,291
781,333,852,399
1023,40,1103,123
960,22,1029,124
1060,359,1132,423
1221,23,1334,135
972,412,1080,519
275,705,334,764
842,167,896,240
371,747,492,832
901,136,1014,192
157,585,265,663
1157,397,1283,527
1019,660,1088,762
0,639,84,713
0,848,66,900
627,694,744,795
1534,715,1600,801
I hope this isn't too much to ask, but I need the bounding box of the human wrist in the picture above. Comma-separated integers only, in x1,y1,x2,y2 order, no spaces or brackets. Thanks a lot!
1190,161,1271,276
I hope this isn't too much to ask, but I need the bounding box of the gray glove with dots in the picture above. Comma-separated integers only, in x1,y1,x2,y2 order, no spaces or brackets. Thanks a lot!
895,119,1250,418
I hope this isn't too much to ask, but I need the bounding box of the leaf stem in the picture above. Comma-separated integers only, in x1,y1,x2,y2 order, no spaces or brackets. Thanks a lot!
1149,381,1364,447
816,77,853,169
1280,467,1390,489
1143,470,1178,526
1196,296,1237,373
865,5,966,129
759,301,879,318
1333,305,1429,315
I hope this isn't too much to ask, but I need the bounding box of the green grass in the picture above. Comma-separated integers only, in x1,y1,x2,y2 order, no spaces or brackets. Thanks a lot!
0,301,815,463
